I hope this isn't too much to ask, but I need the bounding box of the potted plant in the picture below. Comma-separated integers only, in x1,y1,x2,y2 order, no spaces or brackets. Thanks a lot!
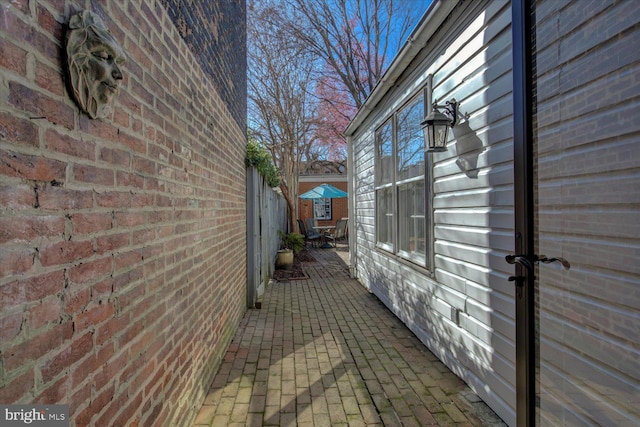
276,231,304,269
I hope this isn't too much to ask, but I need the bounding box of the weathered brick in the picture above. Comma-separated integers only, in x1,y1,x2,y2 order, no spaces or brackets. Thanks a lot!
96,232,130,254
29,296,61,330
0,310,24,342
68,257,112,285
45,129,96,161
91,278,113,301
94,384,129,426
117,171,145,189
72,163,115,186
119,353,147,388
35,60,65,96
78,114,120,140
118,317,145,349
112,391,143,427
36,4,64,40
40,240,94,267
130,192,154,207
112,106,130,128
0,369,34,402
118,90,143,116
0,247,36,277
94,350,129,392
95,191,132,208
72,342,115,389
114,211,145,227
37,185,94,210
117,130,146,153
71,212,113,234
74,302,117,332
130,79,155,108
131,228,155,244
0,214,65,244
0,150,66,182
100,146,131,167
0,183,36,210
64,288,91,315
75,383,115,426
4,322,73,372
0,271,64,310
114,249,144,271
112,266,144,293
0,112,39,147
0,36,28,75
68,382,92,425
8,82,74,129
96,314,129,346
133,155,156,175
41,331,93,382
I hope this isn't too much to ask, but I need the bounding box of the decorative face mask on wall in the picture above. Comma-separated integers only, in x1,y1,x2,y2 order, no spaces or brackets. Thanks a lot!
66,11,126,119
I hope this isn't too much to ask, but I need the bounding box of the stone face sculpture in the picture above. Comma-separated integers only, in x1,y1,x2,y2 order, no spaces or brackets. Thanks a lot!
66,11,125,119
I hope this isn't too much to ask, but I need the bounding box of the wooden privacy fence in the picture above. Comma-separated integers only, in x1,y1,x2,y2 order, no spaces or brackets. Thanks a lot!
246,167,288,307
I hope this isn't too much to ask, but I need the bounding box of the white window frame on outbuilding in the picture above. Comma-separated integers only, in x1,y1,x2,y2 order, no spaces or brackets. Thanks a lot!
374,86,432,269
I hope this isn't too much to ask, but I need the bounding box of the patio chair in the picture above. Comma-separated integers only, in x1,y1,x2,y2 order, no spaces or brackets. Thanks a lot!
324,219,348,246
305,218,319,238
298,219,321,247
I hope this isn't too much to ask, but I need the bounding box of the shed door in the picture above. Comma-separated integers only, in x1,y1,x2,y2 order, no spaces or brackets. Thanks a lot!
533,1,640,425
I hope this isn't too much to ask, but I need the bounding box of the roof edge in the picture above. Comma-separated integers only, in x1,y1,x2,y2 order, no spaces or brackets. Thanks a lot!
344,0,460,137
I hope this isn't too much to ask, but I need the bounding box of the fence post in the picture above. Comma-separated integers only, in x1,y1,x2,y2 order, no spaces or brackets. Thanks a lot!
246,167,260,308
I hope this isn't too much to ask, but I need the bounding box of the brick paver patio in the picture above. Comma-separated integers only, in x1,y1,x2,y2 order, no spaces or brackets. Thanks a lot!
194,244,506,426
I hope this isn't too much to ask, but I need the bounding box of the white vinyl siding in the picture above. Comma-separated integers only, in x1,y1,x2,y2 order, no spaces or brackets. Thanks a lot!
349,1,515,424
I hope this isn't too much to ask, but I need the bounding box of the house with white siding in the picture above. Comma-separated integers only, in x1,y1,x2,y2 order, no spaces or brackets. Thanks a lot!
345,1,640,426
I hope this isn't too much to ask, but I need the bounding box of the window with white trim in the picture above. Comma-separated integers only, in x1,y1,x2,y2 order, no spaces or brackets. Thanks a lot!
374,90,430,268
313,198,332,220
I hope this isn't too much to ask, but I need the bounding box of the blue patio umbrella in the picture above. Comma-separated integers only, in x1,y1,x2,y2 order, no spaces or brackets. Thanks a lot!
299,183,348,199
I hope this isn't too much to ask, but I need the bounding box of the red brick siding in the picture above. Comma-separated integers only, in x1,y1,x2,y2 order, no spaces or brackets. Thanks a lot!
0,2,246,426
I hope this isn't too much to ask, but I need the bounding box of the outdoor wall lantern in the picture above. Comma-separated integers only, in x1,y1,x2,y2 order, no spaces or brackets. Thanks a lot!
421,98,457,152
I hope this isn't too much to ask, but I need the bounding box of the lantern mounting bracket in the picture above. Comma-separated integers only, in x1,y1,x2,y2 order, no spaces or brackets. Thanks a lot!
438,98,458,127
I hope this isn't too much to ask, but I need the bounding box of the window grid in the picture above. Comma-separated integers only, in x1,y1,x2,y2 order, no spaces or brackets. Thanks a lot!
374,89,430,269
313,198,332,220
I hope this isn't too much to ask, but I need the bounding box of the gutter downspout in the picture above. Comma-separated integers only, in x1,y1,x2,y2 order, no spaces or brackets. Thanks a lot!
347,135,357,279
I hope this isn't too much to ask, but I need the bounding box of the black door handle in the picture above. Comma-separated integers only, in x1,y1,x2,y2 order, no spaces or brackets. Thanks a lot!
538,255,571,270
505,254,571,271
505,254,534,271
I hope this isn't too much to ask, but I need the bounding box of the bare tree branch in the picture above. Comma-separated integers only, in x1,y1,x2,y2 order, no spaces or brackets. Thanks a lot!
248,1,320,230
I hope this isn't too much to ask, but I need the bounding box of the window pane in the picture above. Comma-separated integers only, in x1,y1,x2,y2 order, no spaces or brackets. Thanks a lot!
376,120,393,186
397,97,425,181
314,198,331,220
376,187,393,247
398,180,426,261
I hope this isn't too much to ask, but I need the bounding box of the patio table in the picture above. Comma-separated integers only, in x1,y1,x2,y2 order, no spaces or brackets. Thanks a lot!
313,225,336,248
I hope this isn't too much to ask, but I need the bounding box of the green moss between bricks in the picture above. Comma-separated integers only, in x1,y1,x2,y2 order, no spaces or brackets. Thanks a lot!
186,310,244,424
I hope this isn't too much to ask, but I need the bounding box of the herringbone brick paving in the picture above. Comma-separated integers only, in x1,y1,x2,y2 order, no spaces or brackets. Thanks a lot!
194,244,506,426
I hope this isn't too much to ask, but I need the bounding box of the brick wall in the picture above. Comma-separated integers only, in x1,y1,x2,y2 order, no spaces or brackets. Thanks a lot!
0,2,246,426
159,0,246,131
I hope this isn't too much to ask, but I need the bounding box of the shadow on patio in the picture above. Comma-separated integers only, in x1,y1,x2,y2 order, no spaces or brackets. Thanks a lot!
194,242,506,426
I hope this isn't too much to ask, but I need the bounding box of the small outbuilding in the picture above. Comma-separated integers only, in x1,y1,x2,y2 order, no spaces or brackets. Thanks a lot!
345,1,640,425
